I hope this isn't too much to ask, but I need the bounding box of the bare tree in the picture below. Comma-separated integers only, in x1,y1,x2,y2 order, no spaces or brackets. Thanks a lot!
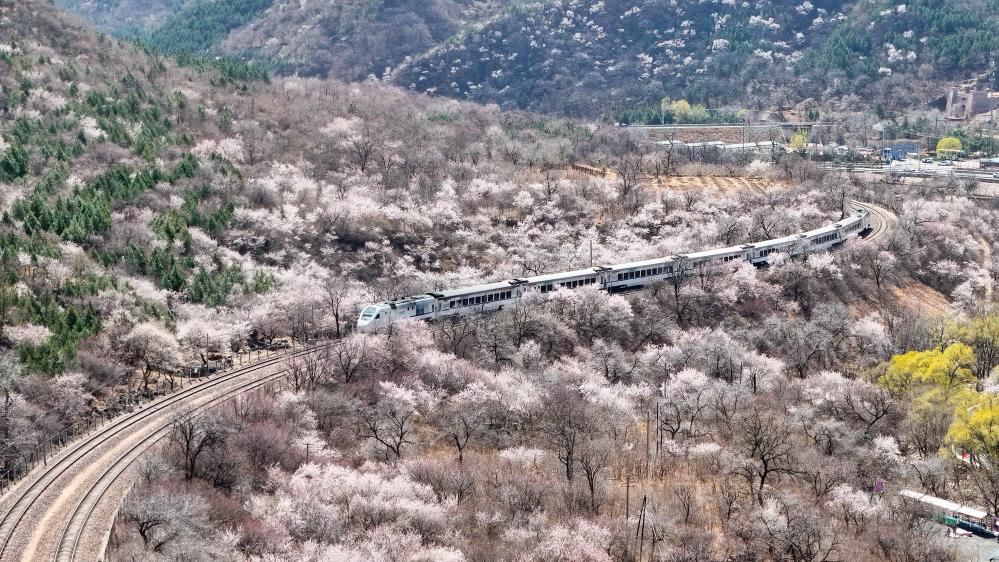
357,400,417,459
168,414,226,480
735,407,796,505
330,336,368,383
542,386,592,482
122,486,209,553
577,436,612,512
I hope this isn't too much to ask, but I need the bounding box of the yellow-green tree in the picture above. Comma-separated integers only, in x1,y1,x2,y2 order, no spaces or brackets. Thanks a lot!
948,315,999,381
879,342,976,402
936,136,963,156
789,130,809,150
670,99,692,117
947,394,999,450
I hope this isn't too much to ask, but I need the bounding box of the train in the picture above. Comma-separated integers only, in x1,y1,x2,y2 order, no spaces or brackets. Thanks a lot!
356,209,870,332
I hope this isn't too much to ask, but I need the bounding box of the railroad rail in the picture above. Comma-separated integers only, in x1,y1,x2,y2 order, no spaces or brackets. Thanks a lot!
851,200,896,241
0,339,331,562
0,202,898,562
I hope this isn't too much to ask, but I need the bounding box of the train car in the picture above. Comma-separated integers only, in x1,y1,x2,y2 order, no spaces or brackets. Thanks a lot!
357,209,871,332
900,489,996,538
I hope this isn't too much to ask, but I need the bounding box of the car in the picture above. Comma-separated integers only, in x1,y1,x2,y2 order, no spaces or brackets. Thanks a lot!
267,338,291,350
187,364,220,377
921,158,933,164
993,172,999,179
205,353,234,368
938,160,953,166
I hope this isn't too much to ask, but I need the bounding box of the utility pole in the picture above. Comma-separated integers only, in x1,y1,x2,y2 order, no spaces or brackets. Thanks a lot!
623,476,632,519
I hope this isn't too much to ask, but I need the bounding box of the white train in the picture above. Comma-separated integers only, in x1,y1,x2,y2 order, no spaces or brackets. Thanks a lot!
357,209,870,331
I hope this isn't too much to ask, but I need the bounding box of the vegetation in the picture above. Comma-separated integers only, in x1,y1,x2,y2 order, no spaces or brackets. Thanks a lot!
936,136,964,155
617,99,743,126
60,0,999,118
1,3,997,561
142,0,274,54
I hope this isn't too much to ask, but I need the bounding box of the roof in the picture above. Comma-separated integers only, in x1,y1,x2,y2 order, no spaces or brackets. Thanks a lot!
527,267,601,284
900,489,989,520
434,280,521,299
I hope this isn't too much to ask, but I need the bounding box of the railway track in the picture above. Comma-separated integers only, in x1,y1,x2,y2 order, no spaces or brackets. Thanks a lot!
0,343,328,562
0,202,900,562
851,200,896,241
850,200,898,240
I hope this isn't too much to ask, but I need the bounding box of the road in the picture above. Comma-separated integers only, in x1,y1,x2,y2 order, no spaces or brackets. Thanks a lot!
0,344,325,562
824,162,999,186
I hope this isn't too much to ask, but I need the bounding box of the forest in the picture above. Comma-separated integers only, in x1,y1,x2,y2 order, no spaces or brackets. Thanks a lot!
58,0,999,118
0,2,998,561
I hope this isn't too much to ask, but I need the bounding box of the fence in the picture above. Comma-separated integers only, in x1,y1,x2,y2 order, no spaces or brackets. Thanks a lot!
0,317,344,496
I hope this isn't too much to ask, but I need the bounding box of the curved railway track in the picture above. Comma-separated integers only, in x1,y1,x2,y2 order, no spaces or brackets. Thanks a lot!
0,201,900,562
0,344,327,562
850,200,896,241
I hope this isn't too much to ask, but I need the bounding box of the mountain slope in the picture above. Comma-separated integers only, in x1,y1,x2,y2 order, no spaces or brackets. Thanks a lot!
59,0,999,117
393,0,998,116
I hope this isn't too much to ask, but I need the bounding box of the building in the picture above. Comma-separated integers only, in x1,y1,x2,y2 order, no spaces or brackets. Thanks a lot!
882,143,919,161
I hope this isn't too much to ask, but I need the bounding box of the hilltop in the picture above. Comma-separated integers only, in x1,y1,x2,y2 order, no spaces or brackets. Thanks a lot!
58,0,999,117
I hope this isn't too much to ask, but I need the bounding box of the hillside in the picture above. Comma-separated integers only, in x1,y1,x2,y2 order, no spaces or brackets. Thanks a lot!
56,0,502,79
4,3,999,562
58,0,999,117
394,0,998,116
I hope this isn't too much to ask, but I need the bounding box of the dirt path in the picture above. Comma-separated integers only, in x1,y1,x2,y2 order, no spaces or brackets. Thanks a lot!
979,235,994,302
655,175,785,194
891,283,952,314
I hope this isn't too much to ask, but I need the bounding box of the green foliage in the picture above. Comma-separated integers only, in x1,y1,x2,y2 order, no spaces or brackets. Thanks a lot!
11,165,171,243
143,0,274,55
617,100,742,126
244,270,275,295
173,53,271,85
0,142,29,182
13,291,102,375
428,112,459,124
879,343,976,402
186,260,243,307
150,210,193,247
